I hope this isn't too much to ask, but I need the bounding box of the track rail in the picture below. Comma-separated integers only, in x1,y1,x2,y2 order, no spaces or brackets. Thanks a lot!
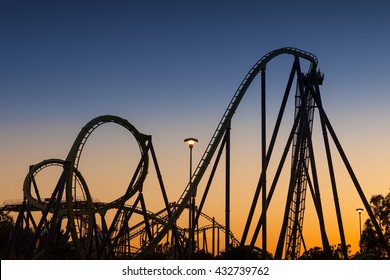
63,115,149,258
65,115,148,209
23,159,91,213
139,47,318,256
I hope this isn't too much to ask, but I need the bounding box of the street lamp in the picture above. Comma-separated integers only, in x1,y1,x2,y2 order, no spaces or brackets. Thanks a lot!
184,138,198,188
184,137,198,258
184,137,198,149
356,208,364,240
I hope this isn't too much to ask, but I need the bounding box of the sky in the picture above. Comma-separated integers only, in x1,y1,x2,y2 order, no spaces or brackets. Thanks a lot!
1,0,390,256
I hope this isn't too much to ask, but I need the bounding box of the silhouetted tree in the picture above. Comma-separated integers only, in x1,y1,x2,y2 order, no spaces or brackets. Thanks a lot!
299,246,325,260
359,192,390,259
221,245,273,260
331,243,352,259
142,242,174,259
0,211,14,259
192,249,214,259
299,244,351,260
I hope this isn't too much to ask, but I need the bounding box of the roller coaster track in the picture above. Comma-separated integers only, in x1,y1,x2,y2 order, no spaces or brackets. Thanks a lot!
284,74,316,259
65,115,149,211
23,159,91,213
124,203,239,255
139,47,319,256
7,47,389,259
8,115,152,259
5,48,321,259
63,115,149,257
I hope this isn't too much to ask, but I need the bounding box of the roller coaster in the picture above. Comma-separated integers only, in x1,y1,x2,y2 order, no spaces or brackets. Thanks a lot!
2,47,389,259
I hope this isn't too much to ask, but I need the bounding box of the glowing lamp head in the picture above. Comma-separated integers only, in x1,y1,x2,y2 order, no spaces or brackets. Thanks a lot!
356,208,364,214
184,137,198,148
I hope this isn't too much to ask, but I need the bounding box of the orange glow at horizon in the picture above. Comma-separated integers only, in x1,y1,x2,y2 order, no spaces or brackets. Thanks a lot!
2,110,381,257
2,55,389,259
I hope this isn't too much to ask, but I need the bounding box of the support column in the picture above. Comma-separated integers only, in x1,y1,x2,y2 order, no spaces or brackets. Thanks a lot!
225,122,231,252
261,69,267,253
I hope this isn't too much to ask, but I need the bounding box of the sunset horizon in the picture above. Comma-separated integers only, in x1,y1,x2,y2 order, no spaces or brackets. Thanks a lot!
1,1,389,261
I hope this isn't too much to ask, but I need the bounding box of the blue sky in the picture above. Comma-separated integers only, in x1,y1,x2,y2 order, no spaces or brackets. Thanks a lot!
1,0,390,252
1,1,389,122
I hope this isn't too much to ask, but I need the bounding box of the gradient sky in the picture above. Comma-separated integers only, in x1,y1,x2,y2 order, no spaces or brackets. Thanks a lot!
1,0,390,255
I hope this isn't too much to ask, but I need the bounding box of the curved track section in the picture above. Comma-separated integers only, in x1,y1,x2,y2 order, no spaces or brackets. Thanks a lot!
23,158,92,212
131,204,239,258
65,115,148,208
140,47,319,256
63,115,149,258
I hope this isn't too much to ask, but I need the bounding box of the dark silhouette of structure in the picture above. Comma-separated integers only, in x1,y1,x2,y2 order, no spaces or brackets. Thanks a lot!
2,48,389,259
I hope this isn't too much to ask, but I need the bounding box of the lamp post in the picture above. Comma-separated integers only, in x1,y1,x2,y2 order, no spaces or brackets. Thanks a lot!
356,208,364,249
184,137,198,258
